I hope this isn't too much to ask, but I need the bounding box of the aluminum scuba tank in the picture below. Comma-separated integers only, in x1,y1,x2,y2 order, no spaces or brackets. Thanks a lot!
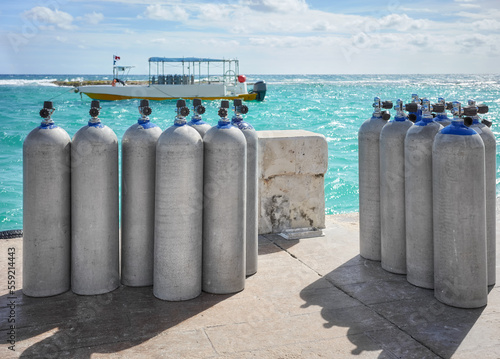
121,100,162,287
358,97,392,261
203,100,247,294
71,100,120,295
380,99,413,274
433,101,487,308
23,101,71,297
405,99,443,289
433,98,452,127
188,98,211,138
154,99,204,301
231,99,258,276
466,100,495,287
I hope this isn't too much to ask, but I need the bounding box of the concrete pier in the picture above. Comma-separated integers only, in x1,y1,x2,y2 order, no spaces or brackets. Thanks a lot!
1,211,499,358
258,130,328,236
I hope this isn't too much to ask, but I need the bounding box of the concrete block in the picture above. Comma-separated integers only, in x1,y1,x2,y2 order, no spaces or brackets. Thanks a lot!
258,130,328,235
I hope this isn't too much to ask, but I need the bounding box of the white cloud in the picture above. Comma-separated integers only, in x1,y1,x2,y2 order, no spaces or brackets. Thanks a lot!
23,6,76,30
459,3,481,8
460,33,489,47
142,4,189,22
310,20,336,32
472,19,500,31
378,14,428,31
241,0,308,13
248,35,337,48
197,4,234,21
79,12,105,25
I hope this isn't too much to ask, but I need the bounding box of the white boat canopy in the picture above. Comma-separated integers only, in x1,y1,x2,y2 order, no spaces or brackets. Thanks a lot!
148,57,240,85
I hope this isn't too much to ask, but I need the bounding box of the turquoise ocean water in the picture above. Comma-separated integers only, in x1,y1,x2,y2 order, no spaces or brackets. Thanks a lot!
1,74,499,232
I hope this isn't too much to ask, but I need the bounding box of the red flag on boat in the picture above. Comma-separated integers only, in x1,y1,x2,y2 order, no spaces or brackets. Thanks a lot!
113,55,120,65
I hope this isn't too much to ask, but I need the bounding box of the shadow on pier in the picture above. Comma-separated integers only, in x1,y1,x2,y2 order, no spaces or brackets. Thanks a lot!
300,255,487,358
2,287,232,358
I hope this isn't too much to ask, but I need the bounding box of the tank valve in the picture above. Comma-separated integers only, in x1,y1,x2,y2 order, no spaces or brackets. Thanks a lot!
432,98,447,115
193,98,206,117
139,99,152,117
373,97,392,120
233,99,249,116
89,100,101,119
176,99,190,117
451,101,462,118
39,101,55,122
477,104,489,114
463,105,478,127
394,98,405,116
432,103,445,113
218,100,230,119
421,98,433,118
411,93,421,105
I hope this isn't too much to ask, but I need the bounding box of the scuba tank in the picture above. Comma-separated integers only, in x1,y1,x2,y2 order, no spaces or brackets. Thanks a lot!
433,101,487,308
465,99,495,287
358,97,391,261
380,99,413,274
121,100,162,287
71,100,120,295
23,101,71,297
405,98,443,288
154,99,204,301
202,100,247,294
231,99,259,276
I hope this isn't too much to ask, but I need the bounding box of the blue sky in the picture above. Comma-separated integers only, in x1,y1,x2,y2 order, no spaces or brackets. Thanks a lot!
1,0,499,74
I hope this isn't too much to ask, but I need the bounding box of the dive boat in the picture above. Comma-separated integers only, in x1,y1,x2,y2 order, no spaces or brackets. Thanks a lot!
77,57,266,102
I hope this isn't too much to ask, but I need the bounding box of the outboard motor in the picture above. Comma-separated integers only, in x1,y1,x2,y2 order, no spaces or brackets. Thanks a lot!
252,80,267,101
23,101,71,297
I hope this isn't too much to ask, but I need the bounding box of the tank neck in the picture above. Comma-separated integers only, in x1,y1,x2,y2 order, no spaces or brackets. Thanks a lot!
421,114,434,122
393,114,407,122
39,118,56,129
232,114,244,123
191,115,203,123
138,117,157,129
372,108,382,118
217,118,233,128
88,118,103,127
138,116,150,124
174,116,187,126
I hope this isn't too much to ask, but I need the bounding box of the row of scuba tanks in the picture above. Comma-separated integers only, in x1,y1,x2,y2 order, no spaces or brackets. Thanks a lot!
23,98,258,301
358,94,496,309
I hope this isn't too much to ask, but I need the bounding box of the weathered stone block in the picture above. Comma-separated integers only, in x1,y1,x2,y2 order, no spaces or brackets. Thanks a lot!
258,130,328,235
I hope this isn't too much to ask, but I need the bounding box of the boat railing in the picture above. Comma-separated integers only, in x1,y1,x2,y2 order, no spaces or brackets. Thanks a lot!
151,74,195,85
150,74,236,86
